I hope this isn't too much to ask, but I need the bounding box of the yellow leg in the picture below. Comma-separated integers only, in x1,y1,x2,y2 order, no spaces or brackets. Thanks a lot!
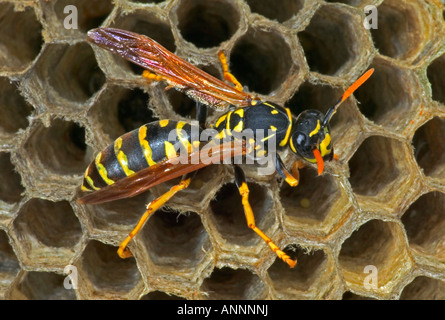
218,51,244,92
290,160,305,185
142,70,168,82
238,181,296,268
117,177,192,258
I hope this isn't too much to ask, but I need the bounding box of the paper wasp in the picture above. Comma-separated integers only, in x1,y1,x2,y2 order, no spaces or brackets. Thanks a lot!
80,28,373,268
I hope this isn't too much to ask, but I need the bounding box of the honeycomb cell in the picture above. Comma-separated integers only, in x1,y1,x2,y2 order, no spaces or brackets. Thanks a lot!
325,0,365,5
342,291,375,300
33,43,105,104
200,267,266,299
427,53,445,104
230,27,293,95
348,136,408,199
0,152,24,204
209,182,275,247
412,117,445,179
0,77,33,137
141,290,186,300
339,219,411,294
10,271,76,300
0,4,43,73
246,0,303,23
81,191,153,232
141,209,212,272
110,9,176,74
76,240,142,298
353,58,417,128
24,119,90,176
129,0,166,3
90,86,158,141
280,166,350,235
401,192,445,259
370,0,424,61
297,4,362,76
12,198,82,267
54,0,113,33
175,0,240,48
0,229,20,297
400,276,445,300
268,246,327,296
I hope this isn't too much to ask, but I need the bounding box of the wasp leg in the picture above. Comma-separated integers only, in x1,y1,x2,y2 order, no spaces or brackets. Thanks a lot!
118,174,193,259
234,165,296,268
142,70,167,82
217,51,244,92
275,155,302,188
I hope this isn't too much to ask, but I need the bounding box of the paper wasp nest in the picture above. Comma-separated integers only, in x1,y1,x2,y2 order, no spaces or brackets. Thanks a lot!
1,0,444,300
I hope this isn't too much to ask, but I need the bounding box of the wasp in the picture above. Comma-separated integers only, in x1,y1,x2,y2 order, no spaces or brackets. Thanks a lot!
80,28,374,268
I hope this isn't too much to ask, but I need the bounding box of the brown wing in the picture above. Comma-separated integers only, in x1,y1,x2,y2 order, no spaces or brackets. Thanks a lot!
87,28,255,111
78,140,247,205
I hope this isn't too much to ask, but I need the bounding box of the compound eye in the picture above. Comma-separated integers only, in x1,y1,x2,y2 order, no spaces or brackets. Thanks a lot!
292,132,315,158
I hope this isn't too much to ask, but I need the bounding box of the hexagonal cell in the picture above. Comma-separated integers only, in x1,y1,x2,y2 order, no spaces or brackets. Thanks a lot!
141,290,186,300
412,117,445,179
175,0,240,48
76,240,142,298
324,0,366,5
54,0,113,33
0,229,20,297
342,291,375,300
400,276,445,300
230,27,294,95
353,58,417,128
339,219,411,294
297,4,364,76
24,119,90,176
0,152,24,204
401,192,445,259
10,271,76,300
130,0,166,3
0,77,33,137
12,198,82,267
246,0,303,23
268,246,327,296
82,191,153,232
370,0,425,61
200,266,266,299
348,136,411,203
280,166,351,235
33,43,105,105
427,53,445,105
0,4,43,73
209,182,275,247
109,9,176,75
90,86,158,141
141,208,212,272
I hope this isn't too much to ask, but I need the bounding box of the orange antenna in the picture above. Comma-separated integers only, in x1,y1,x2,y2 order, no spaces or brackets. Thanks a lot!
322,68,374,128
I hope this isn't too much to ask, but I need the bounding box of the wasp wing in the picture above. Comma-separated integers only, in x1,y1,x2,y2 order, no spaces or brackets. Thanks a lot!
78,140,247,204
87,28,254,111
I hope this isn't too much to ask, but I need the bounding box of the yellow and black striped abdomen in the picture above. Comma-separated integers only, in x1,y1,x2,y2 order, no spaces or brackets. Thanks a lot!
81,120,200,192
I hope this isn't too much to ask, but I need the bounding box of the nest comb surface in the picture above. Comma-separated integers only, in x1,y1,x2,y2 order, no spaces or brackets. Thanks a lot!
0,0,445,300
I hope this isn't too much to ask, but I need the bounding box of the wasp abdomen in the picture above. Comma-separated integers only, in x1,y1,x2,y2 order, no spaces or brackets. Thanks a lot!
81,120,200,191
